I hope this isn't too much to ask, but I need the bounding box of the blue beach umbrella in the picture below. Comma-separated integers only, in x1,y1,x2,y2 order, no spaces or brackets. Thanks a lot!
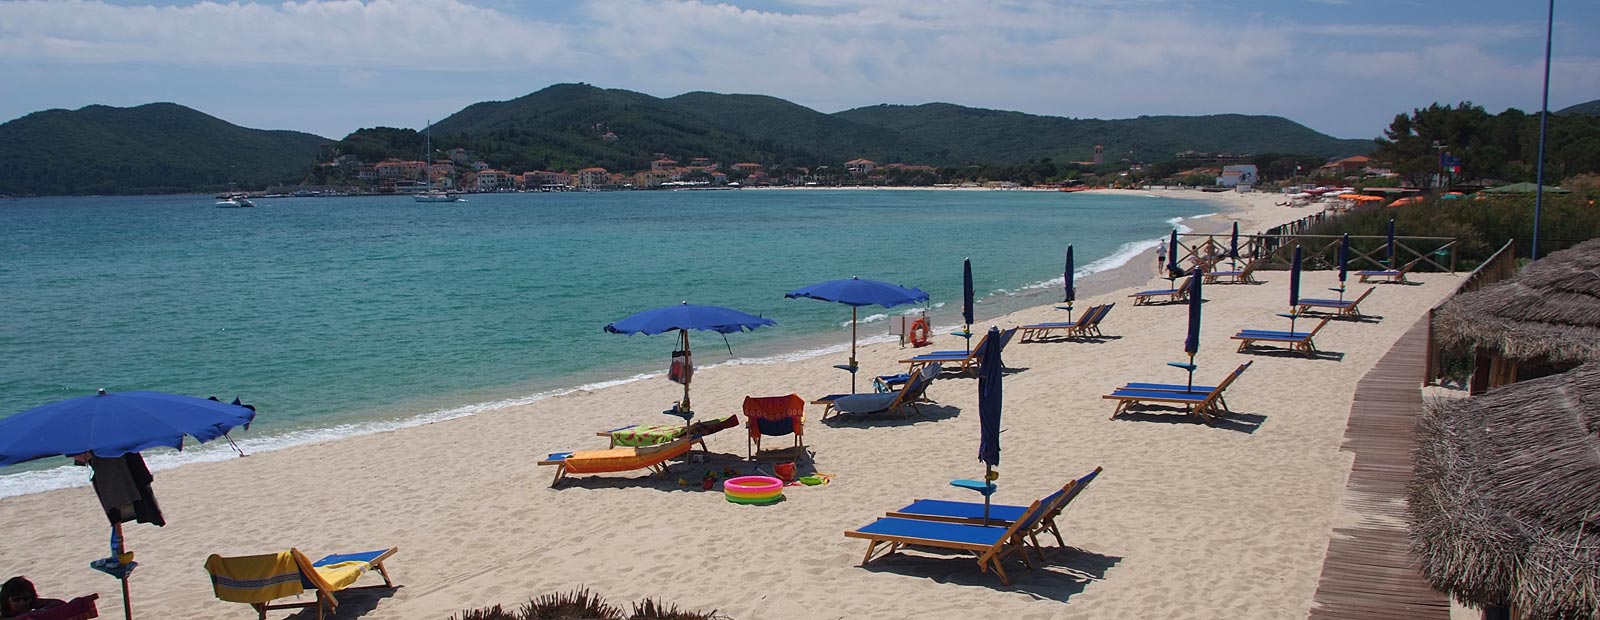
1338,233,1351,300
1288,245,1304,331
1229,222,1240,269
1386,218,1396,267
0,389,257,619
962,258,975,354
1183,267,1204,389
0,390,256,467
786,277,929,393
1058,245,1076,320
605,302,776,416
1167,230,1181,280
976,326,1004,524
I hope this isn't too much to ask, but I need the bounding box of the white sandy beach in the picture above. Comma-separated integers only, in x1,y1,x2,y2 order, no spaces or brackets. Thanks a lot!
0,190,1462,619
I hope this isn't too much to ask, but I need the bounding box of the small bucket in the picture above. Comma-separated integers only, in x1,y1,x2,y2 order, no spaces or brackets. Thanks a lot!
773,462,796,483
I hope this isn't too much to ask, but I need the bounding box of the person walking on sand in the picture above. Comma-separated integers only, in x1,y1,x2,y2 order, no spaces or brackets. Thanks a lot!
1155,242,1168,277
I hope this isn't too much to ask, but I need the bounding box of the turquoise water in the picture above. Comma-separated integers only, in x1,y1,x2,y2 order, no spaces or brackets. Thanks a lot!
0,190,1211,495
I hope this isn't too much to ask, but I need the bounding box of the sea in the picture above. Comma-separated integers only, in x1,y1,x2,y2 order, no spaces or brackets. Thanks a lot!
0,189,1215,498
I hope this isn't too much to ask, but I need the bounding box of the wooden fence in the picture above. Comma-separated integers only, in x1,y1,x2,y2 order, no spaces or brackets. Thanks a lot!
1176,233,1458,274
1423,239,1519,385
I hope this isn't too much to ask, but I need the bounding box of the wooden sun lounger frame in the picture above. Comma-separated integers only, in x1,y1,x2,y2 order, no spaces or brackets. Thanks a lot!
1231,316,1332,357
886,467,1102,563
1115,362,1252,415
243,548,398,620
1204,258,1261,284
844,499,1046,585
899,327,1017,375
1357,257,1421,283
1019,304,1109,342
1297,286,1375,317
816,363,940,420
1129,275,1194,305
1102,361,1249,423
537,435,694,487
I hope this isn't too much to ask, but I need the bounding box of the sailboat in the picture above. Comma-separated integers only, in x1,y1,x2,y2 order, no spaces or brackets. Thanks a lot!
414,121,460,203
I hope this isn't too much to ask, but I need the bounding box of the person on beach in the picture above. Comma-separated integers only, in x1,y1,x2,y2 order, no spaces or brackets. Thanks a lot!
1155,243,1168,277
0,577,64,619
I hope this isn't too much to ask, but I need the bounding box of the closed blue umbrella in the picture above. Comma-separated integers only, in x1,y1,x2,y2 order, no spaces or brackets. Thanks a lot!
1386,218,1396,267
977,326,1004,523
962,258,975,354
1183,267,1204,388
605,302,776,415
1229,222,1240,269
1338,233,1351,300
1167,229,1181,280
1288,245,1304,332
1059,245,1076,321
786,277,929,393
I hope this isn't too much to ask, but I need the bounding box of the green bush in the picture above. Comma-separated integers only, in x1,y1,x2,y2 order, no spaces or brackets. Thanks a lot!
1302,193,1600,269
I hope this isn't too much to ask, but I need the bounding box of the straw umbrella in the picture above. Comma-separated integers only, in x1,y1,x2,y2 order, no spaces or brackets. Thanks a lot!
1408,362,1600,620
1432,238,1600,393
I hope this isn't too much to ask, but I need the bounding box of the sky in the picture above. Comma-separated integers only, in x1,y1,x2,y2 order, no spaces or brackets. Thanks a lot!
1,0,1596,141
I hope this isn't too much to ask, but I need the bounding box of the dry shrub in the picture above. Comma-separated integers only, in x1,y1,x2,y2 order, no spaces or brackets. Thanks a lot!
448,588,728,620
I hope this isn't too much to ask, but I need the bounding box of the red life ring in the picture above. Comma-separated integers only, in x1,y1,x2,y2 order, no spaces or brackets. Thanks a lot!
908,317,932,347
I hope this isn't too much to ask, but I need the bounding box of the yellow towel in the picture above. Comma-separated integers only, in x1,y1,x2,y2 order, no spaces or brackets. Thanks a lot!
312,561,368,591
204,551,304,604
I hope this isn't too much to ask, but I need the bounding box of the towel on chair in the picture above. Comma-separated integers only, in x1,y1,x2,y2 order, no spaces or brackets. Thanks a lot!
204,551,304,604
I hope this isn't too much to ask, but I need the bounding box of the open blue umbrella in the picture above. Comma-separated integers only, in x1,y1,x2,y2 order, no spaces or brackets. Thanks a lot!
1338,233,1351,300
1386,218,1396,267
786,277,929,393
1288,245,1304,331
961,258,975,354
0,389,257,619
1057,245,1076,320
0,390,256,467
976,326,1004,524
605,302,776,416
1167,229,1181,280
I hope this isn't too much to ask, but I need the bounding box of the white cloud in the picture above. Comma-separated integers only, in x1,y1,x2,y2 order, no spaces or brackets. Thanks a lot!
0,0,1592,138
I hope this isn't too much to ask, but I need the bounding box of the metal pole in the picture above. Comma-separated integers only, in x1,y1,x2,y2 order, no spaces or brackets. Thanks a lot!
1532,0,1555,260
850,307,858,394
680,330,691,413
982,463,993,526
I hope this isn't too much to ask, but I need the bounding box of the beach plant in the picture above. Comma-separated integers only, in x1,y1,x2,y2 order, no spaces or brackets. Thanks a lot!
447,588,729,620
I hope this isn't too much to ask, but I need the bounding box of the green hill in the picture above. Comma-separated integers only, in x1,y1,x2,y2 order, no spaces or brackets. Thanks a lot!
0,103,328,196
1558,99,1600,116
833,103,1373,163
666,92,951,164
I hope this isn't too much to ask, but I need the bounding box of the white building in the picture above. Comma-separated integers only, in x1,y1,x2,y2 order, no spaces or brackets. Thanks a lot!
1218,164,1258,187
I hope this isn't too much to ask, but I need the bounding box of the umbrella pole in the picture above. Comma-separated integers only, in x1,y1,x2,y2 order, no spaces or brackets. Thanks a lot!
850,308,859,394
982,463,993,526
121,575,132,620
1186,353,1196,390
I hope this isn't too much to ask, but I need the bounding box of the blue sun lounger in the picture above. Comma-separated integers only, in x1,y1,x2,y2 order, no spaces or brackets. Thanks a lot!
887,467,1101,559
1297,286,1375,317
900,327,1017,374
844,498,1048,585
1129,275,1194,305
1118,362,1253,412
1019,304,1112,342
1231,317,1331,357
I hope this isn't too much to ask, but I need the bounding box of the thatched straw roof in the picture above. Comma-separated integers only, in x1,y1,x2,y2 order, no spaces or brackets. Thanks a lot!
1408,363,1600,619
1433,238,1600,364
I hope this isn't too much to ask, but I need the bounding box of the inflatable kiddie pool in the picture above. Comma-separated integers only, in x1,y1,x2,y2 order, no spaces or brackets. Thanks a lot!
723,475,784,505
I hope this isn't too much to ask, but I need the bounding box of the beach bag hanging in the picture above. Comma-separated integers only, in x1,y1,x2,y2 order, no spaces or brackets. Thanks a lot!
668,350,693,385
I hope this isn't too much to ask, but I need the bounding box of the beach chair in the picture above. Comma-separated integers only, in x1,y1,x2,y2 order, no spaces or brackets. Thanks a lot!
844,498,1049,585
1019,304,1106,342
744,394,805,459
821,363,941,420
1357,257,1421,283
12,596,99,620
1102,362,1251,423
1129,275,1194,305
204,547,398,620
1297,286,1375,317
595,414,738,449
538,434,694,487
888,467,1101,561
1230,317,1332,357
1204,258,1261,284
900,327,1017,374
1080,303,1113,337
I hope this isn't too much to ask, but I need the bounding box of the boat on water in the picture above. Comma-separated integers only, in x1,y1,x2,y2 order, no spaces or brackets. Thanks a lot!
215,194,256,208
414,189,460,203
414,121,461,203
